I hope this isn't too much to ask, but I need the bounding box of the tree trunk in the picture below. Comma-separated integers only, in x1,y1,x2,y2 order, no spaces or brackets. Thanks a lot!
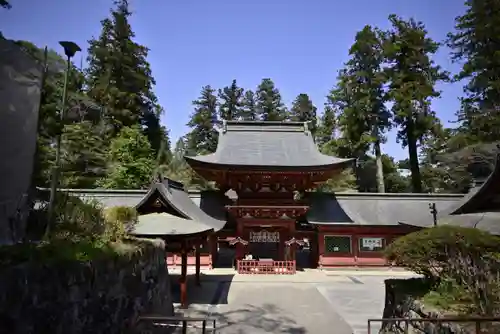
374,139,386,193
406,117,422,193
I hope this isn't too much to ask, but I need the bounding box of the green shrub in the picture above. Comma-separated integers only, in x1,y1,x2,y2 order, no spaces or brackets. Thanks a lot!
51,194,107,243
385,225,500,278
386,225,500,315
103,206,137,241
0,196,140,267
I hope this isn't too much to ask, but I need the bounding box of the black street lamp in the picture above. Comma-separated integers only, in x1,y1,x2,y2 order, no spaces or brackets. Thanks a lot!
46,41,81,237
429,202,438,227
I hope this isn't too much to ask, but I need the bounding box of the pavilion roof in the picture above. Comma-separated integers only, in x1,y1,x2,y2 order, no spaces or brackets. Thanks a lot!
130,178,226,236
185,121,354,170
438,151,500,217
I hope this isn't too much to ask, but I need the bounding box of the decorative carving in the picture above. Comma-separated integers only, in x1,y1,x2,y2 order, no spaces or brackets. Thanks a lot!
285,238,306,246
229,237,249,246
226,205,309,219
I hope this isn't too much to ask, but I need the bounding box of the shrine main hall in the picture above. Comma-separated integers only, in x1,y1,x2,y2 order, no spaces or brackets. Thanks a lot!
62,120,500,272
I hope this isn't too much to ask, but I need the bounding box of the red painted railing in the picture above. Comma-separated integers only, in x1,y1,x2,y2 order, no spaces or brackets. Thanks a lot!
237,260,296,275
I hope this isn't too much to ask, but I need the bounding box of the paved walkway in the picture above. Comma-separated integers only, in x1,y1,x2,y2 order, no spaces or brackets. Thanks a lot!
168,269,418,334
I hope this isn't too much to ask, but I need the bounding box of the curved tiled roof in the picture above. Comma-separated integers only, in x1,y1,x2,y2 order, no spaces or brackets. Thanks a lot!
185,121,354,169
131,178,226,236
438,152,500,216
306,192,462,226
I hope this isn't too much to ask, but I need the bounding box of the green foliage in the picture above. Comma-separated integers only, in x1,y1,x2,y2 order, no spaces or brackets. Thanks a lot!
60,121,108,188
387,226,500,314
0,196,139,266
385,225,500,278
241,90,258,121
290,93,318,136
0,0,11,9
255,78,289,121
383,15,449,193
356,154,410,192
331,25,390,155
99,126,155,189
448,0,500,143
315,106,336,147
85,0,164,151
186,85,219,154
218,79,244,121
316,140,357,191
329,25,391,193
103,206,137,241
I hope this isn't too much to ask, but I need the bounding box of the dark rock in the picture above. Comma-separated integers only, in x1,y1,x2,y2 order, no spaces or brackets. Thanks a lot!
0,239,173,334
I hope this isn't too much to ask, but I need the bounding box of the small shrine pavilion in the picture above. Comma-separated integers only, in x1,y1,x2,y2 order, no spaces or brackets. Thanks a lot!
130,178,225,308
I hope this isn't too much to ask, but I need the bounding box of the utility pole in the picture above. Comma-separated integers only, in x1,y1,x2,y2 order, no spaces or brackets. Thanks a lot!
45,41,81,238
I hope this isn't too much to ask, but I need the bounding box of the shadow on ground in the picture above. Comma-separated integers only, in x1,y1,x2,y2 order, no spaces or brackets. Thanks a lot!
192,303,308,334
169,273,234,305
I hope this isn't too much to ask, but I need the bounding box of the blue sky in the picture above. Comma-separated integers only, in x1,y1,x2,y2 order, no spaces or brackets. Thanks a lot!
1,0,465,161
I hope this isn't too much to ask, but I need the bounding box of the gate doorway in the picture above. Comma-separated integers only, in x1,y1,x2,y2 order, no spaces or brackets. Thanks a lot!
247,230,280,260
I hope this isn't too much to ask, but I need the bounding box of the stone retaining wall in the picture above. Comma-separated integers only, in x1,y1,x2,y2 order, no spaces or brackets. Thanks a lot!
0,239,173,334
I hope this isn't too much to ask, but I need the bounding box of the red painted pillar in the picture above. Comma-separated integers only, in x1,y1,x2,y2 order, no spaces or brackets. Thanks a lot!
235,221,244,267
180,250,188,309
195,243,201,286
209,234,217,269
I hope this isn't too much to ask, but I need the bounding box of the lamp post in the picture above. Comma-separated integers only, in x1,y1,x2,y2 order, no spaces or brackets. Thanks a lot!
46,41,81,237
429,202,438,227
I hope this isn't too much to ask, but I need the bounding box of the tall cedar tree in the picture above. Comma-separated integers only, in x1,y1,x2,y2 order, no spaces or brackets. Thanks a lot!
447,0,500,143
241,90,258,121
86,0,165,153
290,94,318,136
255,78,288,121
186,85,219,154
218,79,244,121
333,25,390,193
383,15,448,193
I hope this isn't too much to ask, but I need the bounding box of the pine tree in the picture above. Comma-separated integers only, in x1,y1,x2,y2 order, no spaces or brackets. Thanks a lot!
315,106,336,147
447,0,500,143
218,79,244,121
332,25,390,193
86,0,164,152
99,126,155,189
255,78,288,121
290,93,318,136
60,121,108,188
186,85,219,154
241,90,258,121
383,15,449,193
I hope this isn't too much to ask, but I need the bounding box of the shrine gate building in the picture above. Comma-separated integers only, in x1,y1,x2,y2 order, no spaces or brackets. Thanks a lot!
62,120,498,273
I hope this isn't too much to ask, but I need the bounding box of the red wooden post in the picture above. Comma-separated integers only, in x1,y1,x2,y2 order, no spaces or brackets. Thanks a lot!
235,221,244,265
180,250,188,309
195,242,201,286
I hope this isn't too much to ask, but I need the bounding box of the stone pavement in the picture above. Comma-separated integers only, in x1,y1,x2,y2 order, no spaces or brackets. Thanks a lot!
169,269,419,334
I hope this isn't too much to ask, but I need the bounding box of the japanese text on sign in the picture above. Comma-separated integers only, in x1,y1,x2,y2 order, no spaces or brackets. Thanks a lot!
250,231,280,243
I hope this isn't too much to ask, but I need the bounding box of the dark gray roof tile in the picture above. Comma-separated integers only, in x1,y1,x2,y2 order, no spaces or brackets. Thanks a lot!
307,192,462,226
185,121,354,169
